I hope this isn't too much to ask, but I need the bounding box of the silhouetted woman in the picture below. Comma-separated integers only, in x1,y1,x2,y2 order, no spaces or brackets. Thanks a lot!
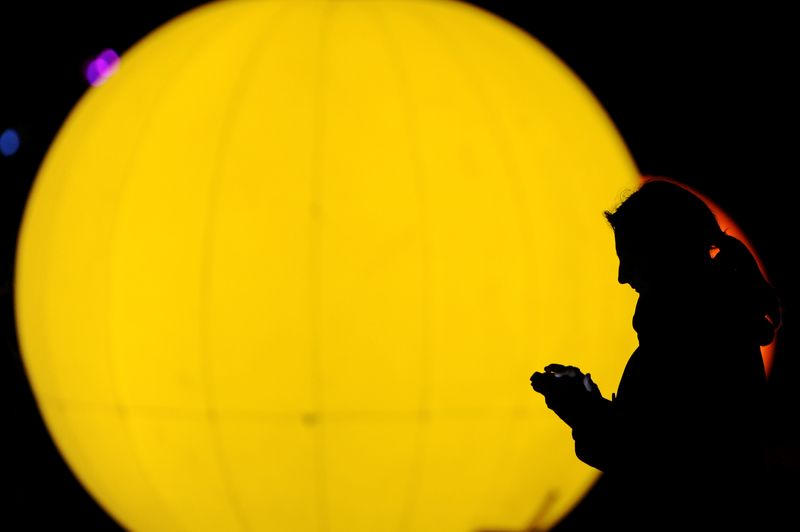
531,178,781,530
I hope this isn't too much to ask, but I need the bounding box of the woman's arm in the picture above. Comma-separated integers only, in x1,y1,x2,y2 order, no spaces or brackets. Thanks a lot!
571,396,616,471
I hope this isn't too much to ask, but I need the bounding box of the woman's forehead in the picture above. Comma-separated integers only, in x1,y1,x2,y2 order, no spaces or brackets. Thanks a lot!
614,229,660,256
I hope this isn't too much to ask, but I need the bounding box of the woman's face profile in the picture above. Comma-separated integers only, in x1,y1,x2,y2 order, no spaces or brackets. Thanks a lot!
614,230,664,295
614,231,645,293
614,229,691,296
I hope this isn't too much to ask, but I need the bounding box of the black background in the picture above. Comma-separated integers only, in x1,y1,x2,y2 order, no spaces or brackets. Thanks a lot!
2,2,797,530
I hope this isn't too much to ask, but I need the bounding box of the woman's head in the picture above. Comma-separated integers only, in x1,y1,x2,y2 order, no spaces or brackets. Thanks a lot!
605,178,781,344
605,179,722,294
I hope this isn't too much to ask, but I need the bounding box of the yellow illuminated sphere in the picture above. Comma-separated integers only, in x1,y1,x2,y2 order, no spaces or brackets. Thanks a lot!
15,1,640,530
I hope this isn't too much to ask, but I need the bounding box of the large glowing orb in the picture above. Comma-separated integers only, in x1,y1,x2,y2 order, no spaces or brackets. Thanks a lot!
15,1,641,530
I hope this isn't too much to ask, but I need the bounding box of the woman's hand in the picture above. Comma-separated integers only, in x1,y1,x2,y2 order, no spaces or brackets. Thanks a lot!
530,363,601,428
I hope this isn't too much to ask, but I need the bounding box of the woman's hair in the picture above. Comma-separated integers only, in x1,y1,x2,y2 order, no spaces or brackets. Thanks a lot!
605,178,781,345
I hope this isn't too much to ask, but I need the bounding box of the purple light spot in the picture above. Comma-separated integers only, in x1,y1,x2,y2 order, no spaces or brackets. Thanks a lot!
99,49,119,66
85,62,101,85
85,48,120,86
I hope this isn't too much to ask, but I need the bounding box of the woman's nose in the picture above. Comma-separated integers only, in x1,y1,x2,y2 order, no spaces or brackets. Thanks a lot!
617,262,629,285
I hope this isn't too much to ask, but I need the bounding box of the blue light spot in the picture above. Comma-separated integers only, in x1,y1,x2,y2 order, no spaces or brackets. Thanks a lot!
1,129,20,157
